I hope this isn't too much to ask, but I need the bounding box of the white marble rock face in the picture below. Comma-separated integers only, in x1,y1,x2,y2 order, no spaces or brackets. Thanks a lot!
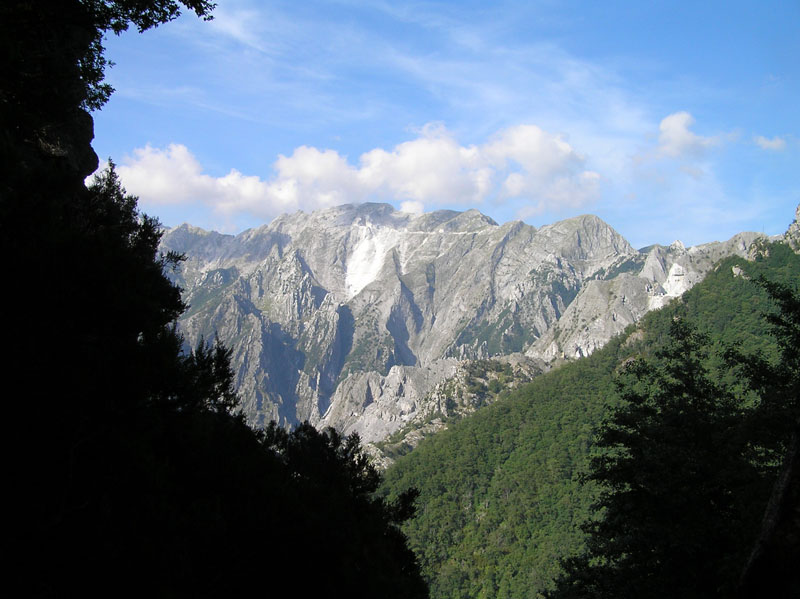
160,202,795,443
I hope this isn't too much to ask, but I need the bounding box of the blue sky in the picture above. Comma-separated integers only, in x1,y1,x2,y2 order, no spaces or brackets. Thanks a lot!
91,0,799,248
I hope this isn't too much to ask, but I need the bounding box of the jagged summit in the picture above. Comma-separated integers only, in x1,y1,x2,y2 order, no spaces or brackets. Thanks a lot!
786,203,800,250
160,202,793,443
268,202,499,234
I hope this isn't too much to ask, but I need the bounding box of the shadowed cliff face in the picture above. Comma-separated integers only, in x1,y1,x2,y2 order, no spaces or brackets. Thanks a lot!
1,2,100,194
161,203,780,441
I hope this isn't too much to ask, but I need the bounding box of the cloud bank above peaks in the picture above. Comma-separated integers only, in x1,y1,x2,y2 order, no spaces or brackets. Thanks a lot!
115,124,600,226
103,109,757,245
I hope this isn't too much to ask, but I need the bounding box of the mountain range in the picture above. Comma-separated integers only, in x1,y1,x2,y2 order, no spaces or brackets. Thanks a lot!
160,203,797,446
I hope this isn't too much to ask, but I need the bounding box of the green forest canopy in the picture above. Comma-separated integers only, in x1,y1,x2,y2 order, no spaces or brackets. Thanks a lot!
380,242,800,599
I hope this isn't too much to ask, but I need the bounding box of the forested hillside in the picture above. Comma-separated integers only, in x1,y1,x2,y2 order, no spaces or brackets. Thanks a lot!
380,241,800,598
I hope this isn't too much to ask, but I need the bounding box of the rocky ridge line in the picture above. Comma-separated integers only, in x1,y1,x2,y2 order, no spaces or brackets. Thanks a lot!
161,203,798,446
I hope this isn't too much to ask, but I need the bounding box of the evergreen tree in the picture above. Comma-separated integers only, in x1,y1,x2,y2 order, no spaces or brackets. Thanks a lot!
261,422,429,599
548,279,800,598
380,248,799,599
734,278,800,598
4,3,427,597
732,278,800,460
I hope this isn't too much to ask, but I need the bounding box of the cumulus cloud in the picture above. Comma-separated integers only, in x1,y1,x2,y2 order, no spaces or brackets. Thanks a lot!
358,124,492,204
754,135,786,151
399,201,425,214
270,146,364,209
486,125,581,177
116,144,208,205
115,144,278,217
484,125,599,206
657,112,717,158
114,124,600,224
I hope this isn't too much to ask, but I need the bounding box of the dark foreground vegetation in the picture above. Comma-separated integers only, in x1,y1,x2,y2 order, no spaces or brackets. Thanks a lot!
3,2,425,597
381,243,800,598
4,2,798,598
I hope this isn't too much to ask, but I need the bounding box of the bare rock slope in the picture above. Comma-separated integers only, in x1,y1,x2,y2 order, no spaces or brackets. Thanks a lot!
161,203,785,442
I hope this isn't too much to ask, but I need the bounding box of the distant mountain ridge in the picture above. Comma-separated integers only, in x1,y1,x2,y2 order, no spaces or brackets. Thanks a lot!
160,202,793,442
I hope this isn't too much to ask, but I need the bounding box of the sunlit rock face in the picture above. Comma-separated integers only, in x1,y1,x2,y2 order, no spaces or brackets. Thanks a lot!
161,202,773,441
786,204,800,250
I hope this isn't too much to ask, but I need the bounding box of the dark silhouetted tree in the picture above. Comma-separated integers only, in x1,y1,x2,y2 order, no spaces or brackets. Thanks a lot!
735,278,800,598
261,422,429,599
4,3,427,597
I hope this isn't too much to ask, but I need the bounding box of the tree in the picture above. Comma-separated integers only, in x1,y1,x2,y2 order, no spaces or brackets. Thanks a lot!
731,278,800,459
1,0,215,197
734,278,800,598
2,3,224,531
548,318,768,599
4,4,428,596
8,162,253,595
549,275,800,599
261,422,429,599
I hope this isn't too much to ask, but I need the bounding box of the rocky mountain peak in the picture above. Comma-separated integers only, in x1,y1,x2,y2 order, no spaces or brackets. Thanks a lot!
669,239,686,252
786,203,800,250
534,213,635,271
162,203,789,444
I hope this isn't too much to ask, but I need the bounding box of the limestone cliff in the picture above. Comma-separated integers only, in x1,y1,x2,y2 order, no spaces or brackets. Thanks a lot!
162,203,792,443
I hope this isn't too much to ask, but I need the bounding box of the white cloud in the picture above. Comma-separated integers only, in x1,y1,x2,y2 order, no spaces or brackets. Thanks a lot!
657,112,717,158
486,125,579,176
271,146,364,208
115,144,207,205
484,124,598,204
207,7,267,51
115,144,280,217
358,124,490,204
113,124,600,225
399,200,425,214
754,135,786,151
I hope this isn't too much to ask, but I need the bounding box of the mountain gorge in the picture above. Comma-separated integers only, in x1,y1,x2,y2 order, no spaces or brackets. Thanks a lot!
161,203,781,446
